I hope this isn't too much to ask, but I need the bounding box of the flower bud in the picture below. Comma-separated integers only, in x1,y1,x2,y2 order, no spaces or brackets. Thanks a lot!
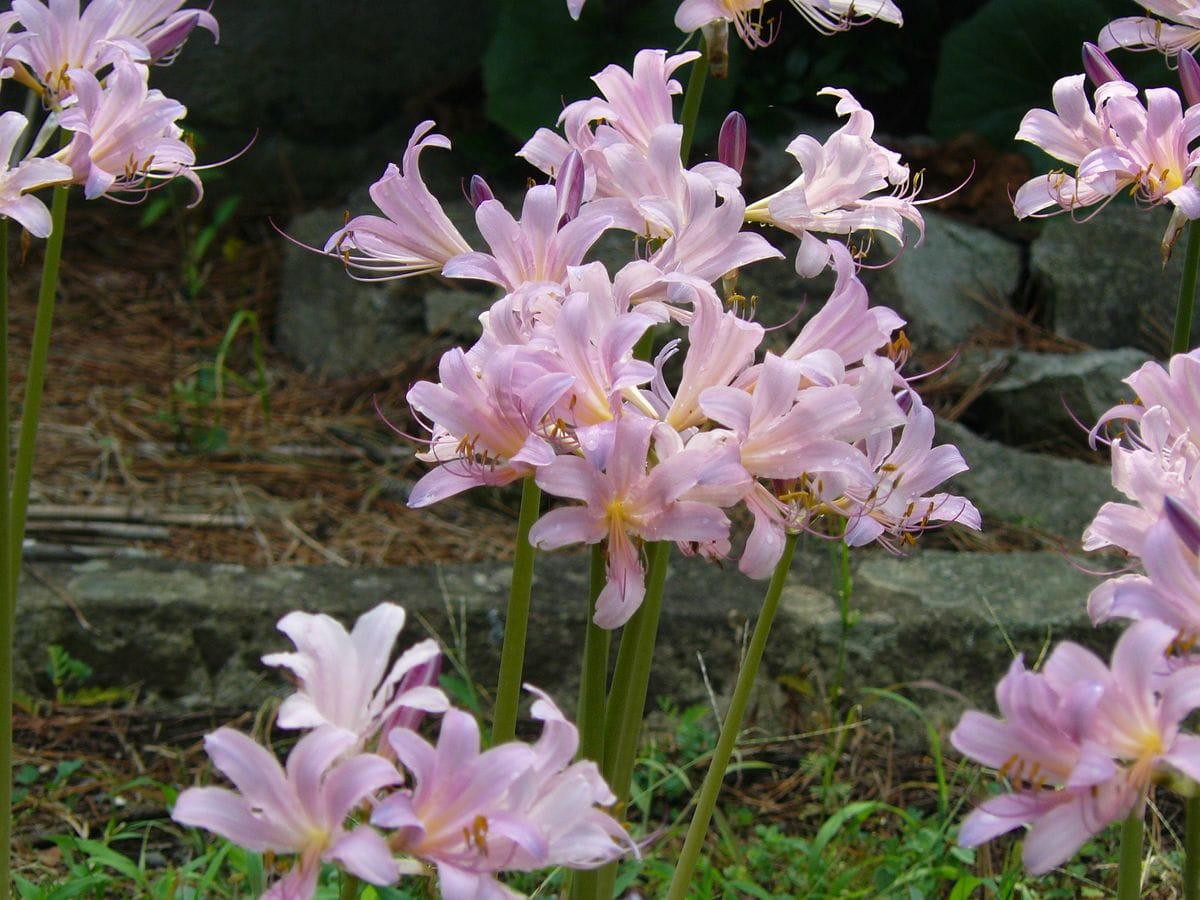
1164,496,1200,555
718,111,747,174
467,174,494,209
557,150,584,225
143,12,205,64
1082,42,1122,88
1181,51,1200,108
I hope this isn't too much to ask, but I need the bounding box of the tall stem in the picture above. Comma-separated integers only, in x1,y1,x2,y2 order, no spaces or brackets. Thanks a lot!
665,532,798,900
1116,809,1144,900
1174,220,1200,356
568,549,611,900
491,477,541,745
10,184,69,596
577,543,610,765
678,37,709,165
587,541,670,900
0,220,13,900
1185,796,1200,900
602,540,670,801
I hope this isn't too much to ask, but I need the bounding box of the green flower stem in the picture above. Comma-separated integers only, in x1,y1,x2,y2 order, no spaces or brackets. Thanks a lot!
602,540,670,801
1,220,13,900
338,873,360,900
678,36,709,165
578,543,610,765
10,184,69,597
1174,219,1200,356
586,541,670,900
1116,809,1144,900
1186,796,1200,900
665,531,798,900
491,477,542,745
567,547,613,900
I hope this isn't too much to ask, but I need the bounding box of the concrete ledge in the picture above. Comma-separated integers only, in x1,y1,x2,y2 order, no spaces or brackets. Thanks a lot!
15,548,1119,750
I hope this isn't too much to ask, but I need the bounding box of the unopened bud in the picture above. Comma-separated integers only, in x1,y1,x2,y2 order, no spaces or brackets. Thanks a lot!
143,12,203,64
1164,496,1200,555
718,111,747,174
1082,42,1122,88
557,150,584,225
1181,51,1200,108
467,174,494,209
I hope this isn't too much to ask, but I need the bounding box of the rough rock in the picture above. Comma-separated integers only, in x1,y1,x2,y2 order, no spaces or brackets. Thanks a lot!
276,204,490,377
863,210,1022,353
935,418,1119,542
1029,205,1200,353
150,1,497,206
960,347,1152,450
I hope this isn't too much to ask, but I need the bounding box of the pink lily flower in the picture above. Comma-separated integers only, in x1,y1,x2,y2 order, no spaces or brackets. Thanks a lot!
606,124,782,283
260,602,448,751
530,413,746,628
372,692,632,898
654,282,764,432
675,0,774,48
786,0,902,34
1099,2,1200,55
325,121,473,280
56,60,202,203
444,182,615,297
1088,510,1200,637
952,620,1200,874
105,1,218,65
951,647,1123,875
5,0,135,101
172,726,403,899
694,353,862,576
1014,78,1200,219
781,240,905,367
543,290,657,430
808,388,980,547
406,345,575,507
0,111,73,237
519,48,700,200
745,88,925,276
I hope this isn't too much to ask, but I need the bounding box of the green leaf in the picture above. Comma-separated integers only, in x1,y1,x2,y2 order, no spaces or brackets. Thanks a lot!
928,0,1152,145
482,0,733,142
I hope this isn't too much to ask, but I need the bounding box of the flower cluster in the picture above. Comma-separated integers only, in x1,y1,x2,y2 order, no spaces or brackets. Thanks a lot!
326,48,976,630
952,350,1200,871
1012,33,1200,227
172,603,633,899
0,0,216,232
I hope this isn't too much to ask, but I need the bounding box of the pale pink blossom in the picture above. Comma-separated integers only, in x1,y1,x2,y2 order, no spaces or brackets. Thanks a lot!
675,0,774,48
0,111,72,237
654,283,764,432
105,0,217,64
1014,78,1200,219
172,726,403,899
519,48,699,199
952,621,1200,874
745,88,925,275
56,60,201,203
694,353,861,576
371,691,632,898
405,346,574,507
325,121,473,280
444,183,615,296
785,0,902,34
260,602,448,751
5,0,135,100
530,413,747,627
1099,2,1200,55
